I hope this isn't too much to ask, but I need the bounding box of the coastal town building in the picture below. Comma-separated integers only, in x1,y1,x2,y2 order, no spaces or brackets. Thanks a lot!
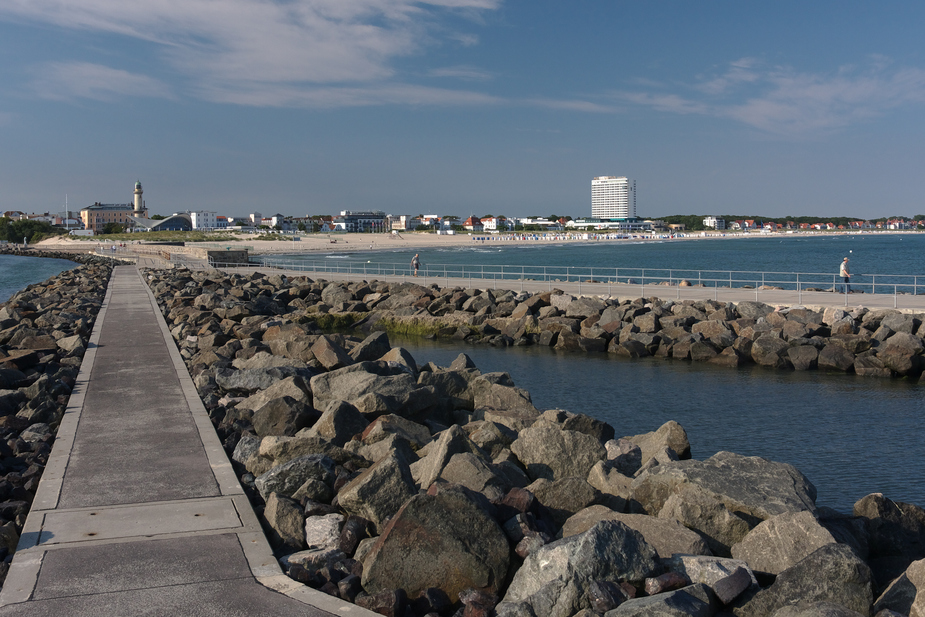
462,216,483,231
81,180,149,233
591,176,636,220
703,216,726,230
335,210,387,233
189,211,218,230
566,218,652,232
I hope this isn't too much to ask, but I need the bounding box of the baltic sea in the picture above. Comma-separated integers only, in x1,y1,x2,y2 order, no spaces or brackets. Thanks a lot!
5,236,925,512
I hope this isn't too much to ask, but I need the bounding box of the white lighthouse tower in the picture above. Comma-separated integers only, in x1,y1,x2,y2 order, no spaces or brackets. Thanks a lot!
133,180,145,215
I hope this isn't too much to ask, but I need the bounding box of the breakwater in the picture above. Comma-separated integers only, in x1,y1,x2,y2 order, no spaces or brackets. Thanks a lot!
0,255,116,587
141,266,925,615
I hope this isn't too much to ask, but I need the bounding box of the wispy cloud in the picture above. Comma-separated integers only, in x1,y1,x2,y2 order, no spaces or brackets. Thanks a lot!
2,0,503,107
617,57,925,135
31,62,173,102
526,98,619,113
427,65,493,81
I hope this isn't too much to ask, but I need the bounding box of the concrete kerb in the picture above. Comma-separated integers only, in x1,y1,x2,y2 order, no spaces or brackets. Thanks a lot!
133,268,379,616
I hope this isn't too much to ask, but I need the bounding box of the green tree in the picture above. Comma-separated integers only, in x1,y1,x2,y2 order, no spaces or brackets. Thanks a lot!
101,223,124,235
297,221,307,232
150,214,166,220
1,218,61,242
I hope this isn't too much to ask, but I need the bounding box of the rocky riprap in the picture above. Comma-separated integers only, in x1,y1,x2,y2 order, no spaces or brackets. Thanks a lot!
144,267,925,617
0,257,115,586
166,269,925,379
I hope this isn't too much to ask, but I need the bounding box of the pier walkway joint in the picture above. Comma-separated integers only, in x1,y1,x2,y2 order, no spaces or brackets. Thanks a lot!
0,266,373,616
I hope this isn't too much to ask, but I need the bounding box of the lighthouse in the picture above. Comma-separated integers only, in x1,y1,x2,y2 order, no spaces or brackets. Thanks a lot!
133,180,145,216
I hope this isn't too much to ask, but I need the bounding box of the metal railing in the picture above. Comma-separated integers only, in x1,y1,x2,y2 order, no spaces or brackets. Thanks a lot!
128,253,925,309
248,257,920,294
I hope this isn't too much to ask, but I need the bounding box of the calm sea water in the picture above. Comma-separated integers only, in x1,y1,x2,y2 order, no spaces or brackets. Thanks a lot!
275,233,925,283
5,247,924,513
0,254,78,303
393,335,924,515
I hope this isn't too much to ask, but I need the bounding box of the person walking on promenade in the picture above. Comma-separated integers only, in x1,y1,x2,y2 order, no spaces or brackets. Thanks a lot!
839,257,851,293
411,253,421,277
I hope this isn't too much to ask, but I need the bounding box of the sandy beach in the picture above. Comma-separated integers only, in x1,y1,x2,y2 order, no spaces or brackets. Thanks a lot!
35,228,916,256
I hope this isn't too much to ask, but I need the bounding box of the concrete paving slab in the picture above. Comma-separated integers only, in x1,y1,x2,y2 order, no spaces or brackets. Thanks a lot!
32,534,249,600
37,498,243,545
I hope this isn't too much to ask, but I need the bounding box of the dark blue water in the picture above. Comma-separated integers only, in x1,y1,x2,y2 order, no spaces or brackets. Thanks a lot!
393,335,924,515
0,254,78,303
279,233,925,274
264,233,925,293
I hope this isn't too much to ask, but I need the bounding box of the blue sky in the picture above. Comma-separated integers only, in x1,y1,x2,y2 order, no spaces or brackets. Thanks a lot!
2,1,925,220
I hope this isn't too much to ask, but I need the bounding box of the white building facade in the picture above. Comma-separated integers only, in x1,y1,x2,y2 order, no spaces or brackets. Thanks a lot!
703,216,726,230
591,176,636,219
189,211,218,230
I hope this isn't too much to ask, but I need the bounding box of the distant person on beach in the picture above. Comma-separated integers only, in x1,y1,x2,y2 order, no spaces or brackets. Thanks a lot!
839,257,851,293
411,253,420,277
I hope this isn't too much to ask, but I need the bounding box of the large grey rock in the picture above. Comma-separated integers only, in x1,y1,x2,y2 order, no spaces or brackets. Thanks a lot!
337,448,418,532
667,554,758,595
528,477,599,527
874,557,925,616
234,376,312,414
362,414,432,450
252,396,315,437
854,493,925,586
349,331,392,362
263,492,306,551
361,484,510,602
561,506,711,559
304,512,344,551
511,420,606,481
471,374,538,415
751,335,792,368
604,583,717,616
623,421,691,464
731,511,838,575
737,301,774,320
499,520,659,617
767,602,866,617
438,452,513,502
311,335,355,370
216,366,310,393
659,483,772,557
733,544,874,617
232,351,308,370
255,454,336,501
586,461,631,512
412,424,489,489
310,362,419,412
304,400,368,447
632,451,817,524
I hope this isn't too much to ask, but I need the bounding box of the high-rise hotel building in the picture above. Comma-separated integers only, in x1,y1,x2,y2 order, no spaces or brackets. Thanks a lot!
591,176,635,220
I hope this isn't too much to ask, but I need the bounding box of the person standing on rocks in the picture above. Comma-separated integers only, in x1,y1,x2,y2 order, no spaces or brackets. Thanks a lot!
411,253,421,277
839,257,851,293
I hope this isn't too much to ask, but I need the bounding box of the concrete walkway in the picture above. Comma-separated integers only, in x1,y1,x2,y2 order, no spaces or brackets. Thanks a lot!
0,266,372,616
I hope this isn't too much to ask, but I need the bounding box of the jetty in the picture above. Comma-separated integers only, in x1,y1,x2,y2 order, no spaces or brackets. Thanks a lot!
0,266,370,616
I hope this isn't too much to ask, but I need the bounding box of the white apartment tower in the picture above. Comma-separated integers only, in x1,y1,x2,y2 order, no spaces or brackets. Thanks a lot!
591,176,636,219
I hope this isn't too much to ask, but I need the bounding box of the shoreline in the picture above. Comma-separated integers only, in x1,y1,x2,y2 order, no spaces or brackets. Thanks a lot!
33,228,924,257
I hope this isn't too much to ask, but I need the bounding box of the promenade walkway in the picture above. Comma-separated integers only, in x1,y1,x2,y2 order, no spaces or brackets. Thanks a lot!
0,266,372,616
211,266,925,313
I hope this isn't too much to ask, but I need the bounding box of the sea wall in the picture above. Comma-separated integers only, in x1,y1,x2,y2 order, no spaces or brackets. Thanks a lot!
142,266,925,616
0,258,115,585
